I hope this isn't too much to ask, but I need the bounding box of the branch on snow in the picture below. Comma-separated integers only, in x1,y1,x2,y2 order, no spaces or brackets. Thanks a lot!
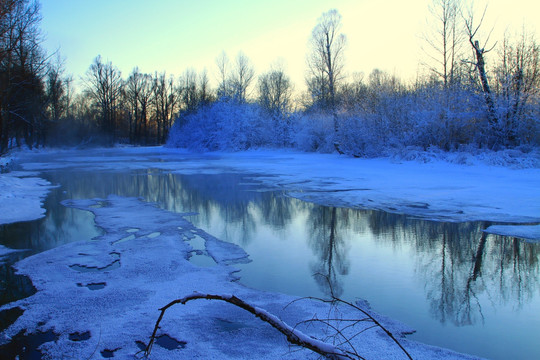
144,292,356,360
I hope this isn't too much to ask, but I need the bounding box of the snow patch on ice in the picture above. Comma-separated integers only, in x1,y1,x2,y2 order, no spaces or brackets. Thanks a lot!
0,245,24,257
0,171,54,225
484,224,540,242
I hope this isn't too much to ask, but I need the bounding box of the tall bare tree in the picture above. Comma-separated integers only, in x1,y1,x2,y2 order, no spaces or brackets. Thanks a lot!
124,67,148,142
307,9,346,136
257,64,292,116
215,51,230,99
464,5,497,128
151,72,177,144
179,68,198,112
231,52,255,102
198,68,213,106
83,55,123,142
495,30,540,145
45,55,67,123
0,0,47,151
423,0,464,87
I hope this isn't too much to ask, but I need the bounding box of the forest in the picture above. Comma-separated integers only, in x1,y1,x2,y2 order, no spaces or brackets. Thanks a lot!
1,0,538,157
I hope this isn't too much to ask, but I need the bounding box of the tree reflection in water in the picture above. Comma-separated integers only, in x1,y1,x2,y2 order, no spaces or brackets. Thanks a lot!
364,212,539,326
307,207,350,298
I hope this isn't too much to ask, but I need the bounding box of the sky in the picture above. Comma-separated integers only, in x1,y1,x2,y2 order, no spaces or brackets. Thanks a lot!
40,0,539,92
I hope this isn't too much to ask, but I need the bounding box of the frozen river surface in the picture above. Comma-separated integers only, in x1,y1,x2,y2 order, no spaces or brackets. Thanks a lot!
0,147,539,359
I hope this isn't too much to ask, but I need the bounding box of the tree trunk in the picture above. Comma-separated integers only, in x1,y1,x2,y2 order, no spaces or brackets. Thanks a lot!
472,40,497,126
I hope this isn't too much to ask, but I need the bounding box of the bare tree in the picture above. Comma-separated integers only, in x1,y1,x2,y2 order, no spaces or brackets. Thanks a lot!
307,9,346,135
257,63,292,116
215,51,230,99
83,55,123,143
464,5,497,128
124,67,147,142
339,72,369,113
0,0,47,151
495,30,540,144
423,0,465,87
151,72,177,144
179,68,198,112
138,73,152,144
198,68,213,106
45,55,66,123
231,51,255,102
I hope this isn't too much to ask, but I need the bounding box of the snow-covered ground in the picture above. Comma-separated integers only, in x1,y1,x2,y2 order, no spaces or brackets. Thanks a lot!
0,146,539,359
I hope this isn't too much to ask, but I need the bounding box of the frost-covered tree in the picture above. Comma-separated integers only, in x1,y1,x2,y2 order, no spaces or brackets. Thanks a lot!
494,30,540,145
464,5,497,130
257,65,293,146
167,100,269,151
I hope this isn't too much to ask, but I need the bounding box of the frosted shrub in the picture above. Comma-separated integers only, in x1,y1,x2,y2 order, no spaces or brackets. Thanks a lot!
167,83,539,157
167,100,279,151
292,113,335,152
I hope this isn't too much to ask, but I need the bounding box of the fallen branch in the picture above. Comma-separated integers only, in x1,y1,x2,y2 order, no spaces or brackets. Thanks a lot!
145,292,355,360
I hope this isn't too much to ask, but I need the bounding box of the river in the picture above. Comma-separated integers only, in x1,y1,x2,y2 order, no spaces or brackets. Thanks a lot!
1,148,539,359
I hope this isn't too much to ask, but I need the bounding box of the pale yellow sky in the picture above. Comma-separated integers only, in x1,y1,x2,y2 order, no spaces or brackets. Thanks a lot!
41,0,539,91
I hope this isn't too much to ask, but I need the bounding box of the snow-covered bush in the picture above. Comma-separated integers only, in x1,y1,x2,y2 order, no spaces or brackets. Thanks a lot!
291,112,335,153
166,80,539,160
167,100,289,151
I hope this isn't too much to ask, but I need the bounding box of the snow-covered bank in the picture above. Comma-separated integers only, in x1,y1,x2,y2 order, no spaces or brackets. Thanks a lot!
1,195,481,359
204,149,540,240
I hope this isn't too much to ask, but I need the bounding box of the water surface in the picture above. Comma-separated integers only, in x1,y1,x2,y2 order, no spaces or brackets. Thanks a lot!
0,151,538,360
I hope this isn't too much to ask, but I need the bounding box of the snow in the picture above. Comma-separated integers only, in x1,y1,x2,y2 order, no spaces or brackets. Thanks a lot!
0,170,54,225
1,195,481,359
0,245,25,258
0,155,13,173
484,224,540,242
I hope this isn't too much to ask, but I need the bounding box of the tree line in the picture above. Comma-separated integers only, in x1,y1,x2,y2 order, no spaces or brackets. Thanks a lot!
1,0,539,156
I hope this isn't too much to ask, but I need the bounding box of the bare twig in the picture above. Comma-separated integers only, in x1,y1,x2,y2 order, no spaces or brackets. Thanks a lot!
146,291,413,360
145,292,355,360
287,295,413,360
